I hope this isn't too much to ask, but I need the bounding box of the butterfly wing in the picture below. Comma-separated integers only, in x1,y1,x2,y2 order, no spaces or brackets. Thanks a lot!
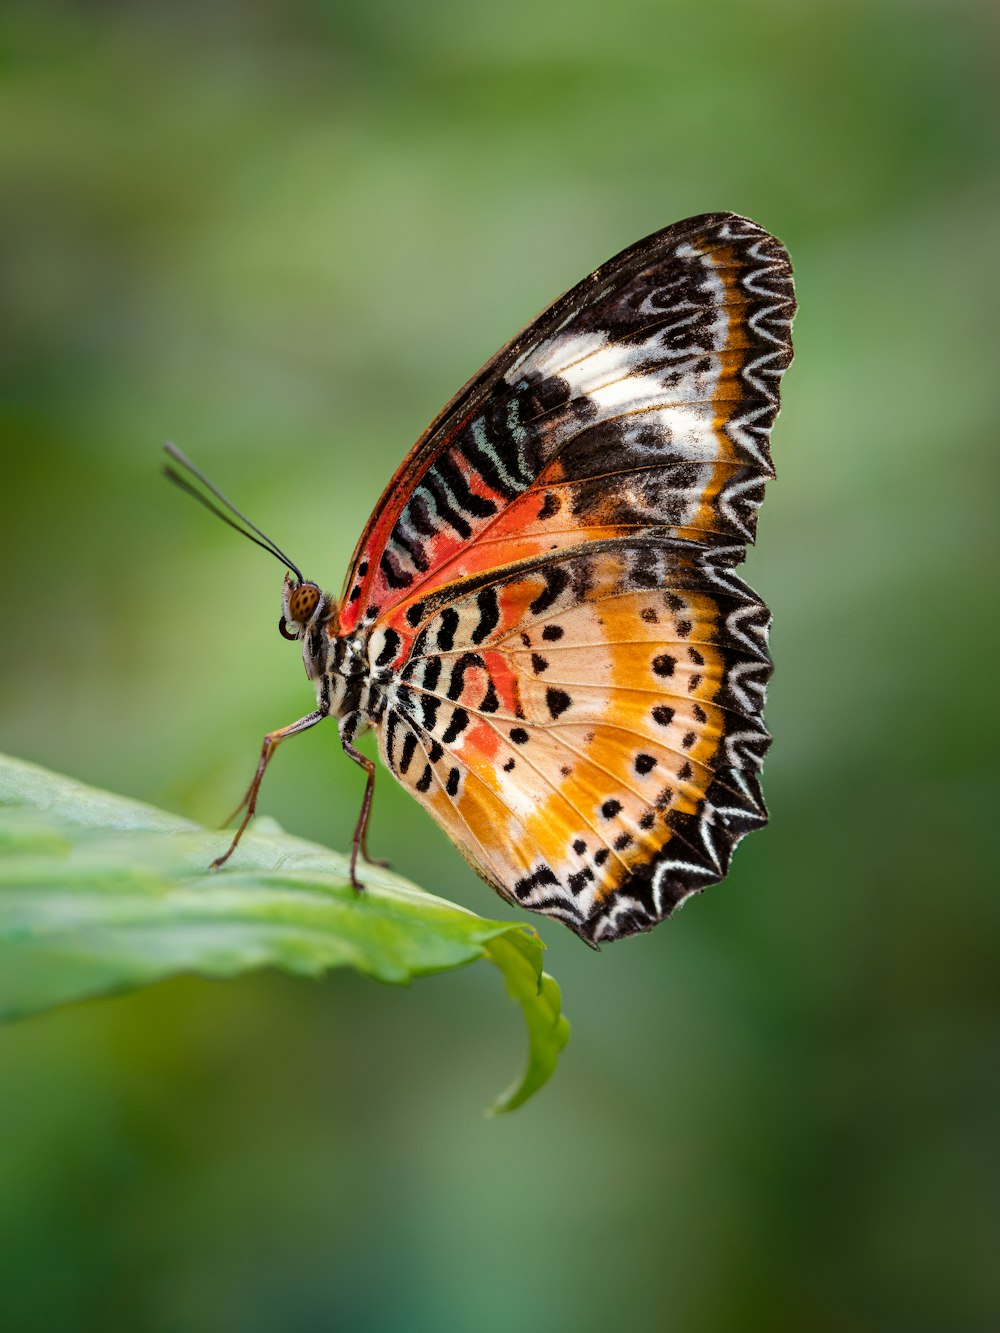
368,540,770,943
339,212,794,637
344,213,794,941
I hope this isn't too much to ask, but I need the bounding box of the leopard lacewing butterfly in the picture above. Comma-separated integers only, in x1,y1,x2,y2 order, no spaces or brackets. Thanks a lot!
166,213,795,944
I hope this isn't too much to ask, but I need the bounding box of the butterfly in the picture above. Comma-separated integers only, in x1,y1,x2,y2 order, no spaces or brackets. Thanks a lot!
165,212,795,945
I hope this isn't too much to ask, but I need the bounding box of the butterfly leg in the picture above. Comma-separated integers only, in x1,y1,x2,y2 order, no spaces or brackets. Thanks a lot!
340,738,386,891
211,709,326,869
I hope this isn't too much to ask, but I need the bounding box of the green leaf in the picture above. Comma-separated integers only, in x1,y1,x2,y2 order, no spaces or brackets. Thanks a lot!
0,753,569,1111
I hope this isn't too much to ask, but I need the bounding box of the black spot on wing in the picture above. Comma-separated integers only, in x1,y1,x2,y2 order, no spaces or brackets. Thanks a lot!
441,708,469,744
437,607,460,652
407,492,438,538
455,427,522,500
380,549,413,590
513,863,559,901
471,587,500,645
530,565,570,615
435,454,498,520
392,526,430,573
568,866,595,895
422,657,442,694
374,629,401,668
447,651,483,701
421,695,440,730
384,709,399,759
545,688,572,718
398,731,417,775
425,471,473,539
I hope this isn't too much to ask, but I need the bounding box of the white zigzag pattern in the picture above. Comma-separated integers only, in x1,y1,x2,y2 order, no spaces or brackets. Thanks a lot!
717,474,767,540
722,726,770,771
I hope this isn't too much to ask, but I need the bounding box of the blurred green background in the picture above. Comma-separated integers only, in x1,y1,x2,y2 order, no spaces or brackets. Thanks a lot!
1,0,997,1329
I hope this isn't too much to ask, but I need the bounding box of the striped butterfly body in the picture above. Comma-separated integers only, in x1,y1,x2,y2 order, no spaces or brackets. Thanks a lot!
174,212,795,945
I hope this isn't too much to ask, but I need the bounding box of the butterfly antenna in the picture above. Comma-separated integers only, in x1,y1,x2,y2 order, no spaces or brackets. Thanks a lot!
162,441,305,583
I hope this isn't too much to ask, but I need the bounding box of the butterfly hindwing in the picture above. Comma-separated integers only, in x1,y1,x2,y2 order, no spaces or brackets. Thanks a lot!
368,540,772,943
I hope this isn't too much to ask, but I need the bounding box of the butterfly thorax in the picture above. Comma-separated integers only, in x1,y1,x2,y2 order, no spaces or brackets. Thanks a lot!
304,616,372,729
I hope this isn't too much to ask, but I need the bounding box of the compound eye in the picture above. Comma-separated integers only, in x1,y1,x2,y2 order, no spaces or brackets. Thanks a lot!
288,582,321,623
278,616,298,641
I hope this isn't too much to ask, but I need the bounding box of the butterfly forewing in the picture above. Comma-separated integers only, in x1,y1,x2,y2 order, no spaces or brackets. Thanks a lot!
339,212,793,636
339,213,794,942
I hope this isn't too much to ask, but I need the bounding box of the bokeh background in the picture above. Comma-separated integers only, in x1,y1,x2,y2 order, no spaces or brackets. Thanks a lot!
1,1,998,1329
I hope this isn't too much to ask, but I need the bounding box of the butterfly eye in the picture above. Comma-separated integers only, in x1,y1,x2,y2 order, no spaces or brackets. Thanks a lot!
288,582,321,622
278,617,299,641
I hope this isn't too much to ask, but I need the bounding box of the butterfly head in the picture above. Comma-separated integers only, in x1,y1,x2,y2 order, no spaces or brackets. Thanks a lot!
278,573,333,641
